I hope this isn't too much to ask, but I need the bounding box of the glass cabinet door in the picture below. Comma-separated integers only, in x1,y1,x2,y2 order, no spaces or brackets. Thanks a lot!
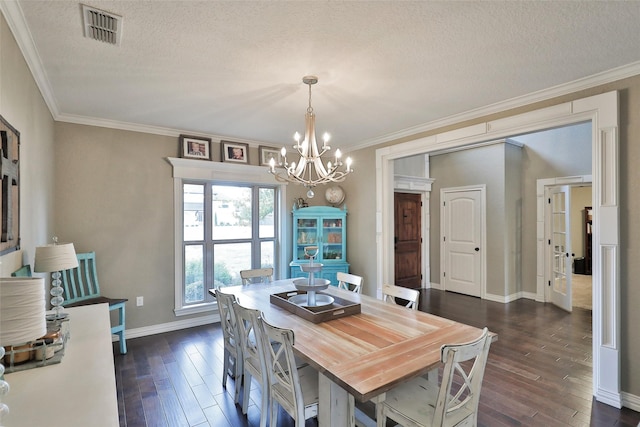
322,217,343,260
296,218,318,260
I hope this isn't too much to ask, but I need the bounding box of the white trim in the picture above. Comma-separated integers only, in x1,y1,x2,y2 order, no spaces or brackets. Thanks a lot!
351,62,640,151
123,313,221,340
485,291,537,304
621,392,640,413
375,91,621,409
2,0,639,152
167,157,288,314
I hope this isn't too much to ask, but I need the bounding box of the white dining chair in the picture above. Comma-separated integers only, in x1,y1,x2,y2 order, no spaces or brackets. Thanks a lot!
261,316,319,427
214,289,243,404
240,268,274,285
337,271,364,293
233,303,270,427
382,283,420,310
376,327,491,427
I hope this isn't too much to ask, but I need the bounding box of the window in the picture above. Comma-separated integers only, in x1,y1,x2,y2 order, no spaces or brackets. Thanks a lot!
169,158,288,316
183,183,277,305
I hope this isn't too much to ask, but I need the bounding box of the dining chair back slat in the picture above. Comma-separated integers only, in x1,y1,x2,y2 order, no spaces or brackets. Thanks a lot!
376,327,491,427
382,283,419,310
240,268,274,285
261,317,319,427
337,272,363,293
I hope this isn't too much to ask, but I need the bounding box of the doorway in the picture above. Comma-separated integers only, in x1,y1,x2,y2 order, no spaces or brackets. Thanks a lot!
394,192,422,289
376,91,621,407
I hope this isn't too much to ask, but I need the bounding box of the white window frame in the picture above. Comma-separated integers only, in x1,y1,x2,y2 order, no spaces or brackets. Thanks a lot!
168,157,289,316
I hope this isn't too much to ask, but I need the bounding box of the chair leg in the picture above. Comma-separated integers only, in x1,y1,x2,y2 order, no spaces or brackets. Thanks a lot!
112,303,127,354
260,385,269,427
234,357,242,404
222,349,230,389
118,330,127,354
242,371,252,414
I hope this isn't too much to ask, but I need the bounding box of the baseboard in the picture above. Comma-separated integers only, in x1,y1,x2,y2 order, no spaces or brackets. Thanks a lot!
111,313,221,342
484,291,537,304
622,391,640,412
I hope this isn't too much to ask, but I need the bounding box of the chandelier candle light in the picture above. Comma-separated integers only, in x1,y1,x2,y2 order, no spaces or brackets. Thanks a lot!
269,76,353,198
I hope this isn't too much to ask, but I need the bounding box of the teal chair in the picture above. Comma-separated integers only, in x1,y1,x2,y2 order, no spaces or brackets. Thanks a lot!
11,265,32,277
61,252,128,354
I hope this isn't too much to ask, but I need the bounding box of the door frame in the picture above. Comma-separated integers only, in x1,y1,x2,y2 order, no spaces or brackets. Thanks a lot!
393,191,425,289
393,175,435,289
375,91,621,408
440,185,487,299
537,176,592,305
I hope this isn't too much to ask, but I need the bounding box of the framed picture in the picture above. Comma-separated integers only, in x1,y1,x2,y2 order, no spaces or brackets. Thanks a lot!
180,135,212,161
221,141,249,164
259,146,283,167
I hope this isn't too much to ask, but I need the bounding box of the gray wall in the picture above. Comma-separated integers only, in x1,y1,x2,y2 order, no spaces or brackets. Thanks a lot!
2,8,640,397
0,15,55,271
429,143,509,297
511,123,591,294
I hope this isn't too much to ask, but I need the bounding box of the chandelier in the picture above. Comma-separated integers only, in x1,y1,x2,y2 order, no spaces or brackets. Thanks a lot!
269,75,353,198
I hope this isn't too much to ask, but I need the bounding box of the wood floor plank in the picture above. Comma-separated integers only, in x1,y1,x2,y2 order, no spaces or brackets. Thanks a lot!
114,289,640,427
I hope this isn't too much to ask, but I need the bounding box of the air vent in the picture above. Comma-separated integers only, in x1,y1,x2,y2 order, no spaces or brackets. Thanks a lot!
82,4,122,45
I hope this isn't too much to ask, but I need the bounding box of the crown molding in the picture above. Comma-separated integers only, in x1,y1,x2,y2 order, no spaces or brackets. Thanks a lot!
350,61,640,151
1,0,60,116
4,1,640,152
56,113,265,146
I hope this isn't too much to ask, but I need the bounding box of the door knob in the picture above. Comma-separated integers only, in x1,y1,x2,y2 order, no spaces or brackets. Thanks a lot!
474,247,480,252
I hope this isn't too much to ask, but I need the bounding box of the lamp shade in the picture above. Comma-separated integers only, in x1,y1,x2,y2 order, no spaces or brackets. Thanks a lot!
0,278,47,346
34,243,79,273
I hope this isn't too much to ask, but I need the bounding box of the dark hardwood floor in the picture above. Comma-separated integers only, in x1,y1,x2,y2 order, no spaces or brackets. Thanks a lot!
114,289,640,427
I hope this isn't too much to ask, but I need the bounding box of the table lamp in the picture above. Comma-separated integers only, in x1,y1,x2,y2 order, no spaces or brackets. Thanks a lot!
34,239,79,320
0,277,47,419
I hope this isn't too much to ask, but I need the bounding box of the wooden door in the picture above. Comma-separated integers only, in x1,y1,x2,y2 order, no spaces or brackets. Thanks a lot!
442,189,482,297
394,193,421,289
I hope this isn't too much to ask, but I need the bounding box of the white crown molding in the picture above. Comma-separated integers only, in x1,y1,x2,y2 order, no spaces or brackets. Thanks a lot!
56,112,266,146
350,61,640,151
0,0,60,116
4,0,640,152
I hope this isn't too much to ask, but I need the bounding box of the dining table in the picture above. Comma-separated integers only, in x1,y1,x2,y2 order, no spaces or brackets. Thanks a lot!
211,279,493,427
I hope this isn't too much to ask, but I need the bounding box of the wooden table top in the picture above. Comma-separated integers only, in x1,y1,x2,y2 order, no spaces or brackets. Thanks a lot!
212,281,489,402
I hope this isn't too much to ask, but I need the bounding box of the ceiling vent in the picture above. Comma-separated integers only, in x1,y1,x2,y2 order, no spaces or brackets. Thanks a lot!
81,4,122,45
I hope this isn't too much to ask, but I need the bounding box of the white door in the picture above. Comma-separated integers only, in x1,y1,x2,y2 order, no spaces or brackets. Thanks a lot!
549,186,572,312
442,189,483,297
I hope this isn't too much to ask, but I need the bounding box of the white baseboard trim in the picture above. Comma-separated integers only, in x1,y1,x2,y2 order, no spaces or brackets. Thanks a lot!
111,313,221,342
429,282,443,290
622,391,640,412
484,291,537,304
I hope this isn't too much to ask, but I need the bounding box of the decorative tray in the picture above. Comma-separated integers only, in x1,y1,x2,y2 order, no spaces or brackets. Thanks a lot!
270,289,361,323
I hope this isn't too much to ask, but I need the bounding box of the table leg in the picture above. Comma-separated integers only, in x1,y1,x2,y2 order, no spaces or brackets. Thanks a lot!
318,372,355,427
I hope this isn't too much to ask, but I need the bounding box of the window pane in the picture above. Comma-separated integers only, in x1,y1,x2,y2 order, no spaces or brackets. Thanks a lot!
259,188,275,238
184,245,204,304
184,184,204,241
261,241,274,269
212,185,252,240
214,242,251,288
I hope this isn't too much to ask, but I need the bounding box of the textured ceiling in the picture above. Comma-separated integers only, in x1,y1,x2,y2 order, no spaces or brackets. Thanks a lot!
6,1,640,150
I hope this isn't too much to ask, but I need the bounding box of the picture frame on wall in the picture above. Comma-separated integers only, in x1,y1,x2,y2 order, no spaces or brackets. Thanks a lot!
259,146,283,167
180,135,212,161
221,141,249,164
